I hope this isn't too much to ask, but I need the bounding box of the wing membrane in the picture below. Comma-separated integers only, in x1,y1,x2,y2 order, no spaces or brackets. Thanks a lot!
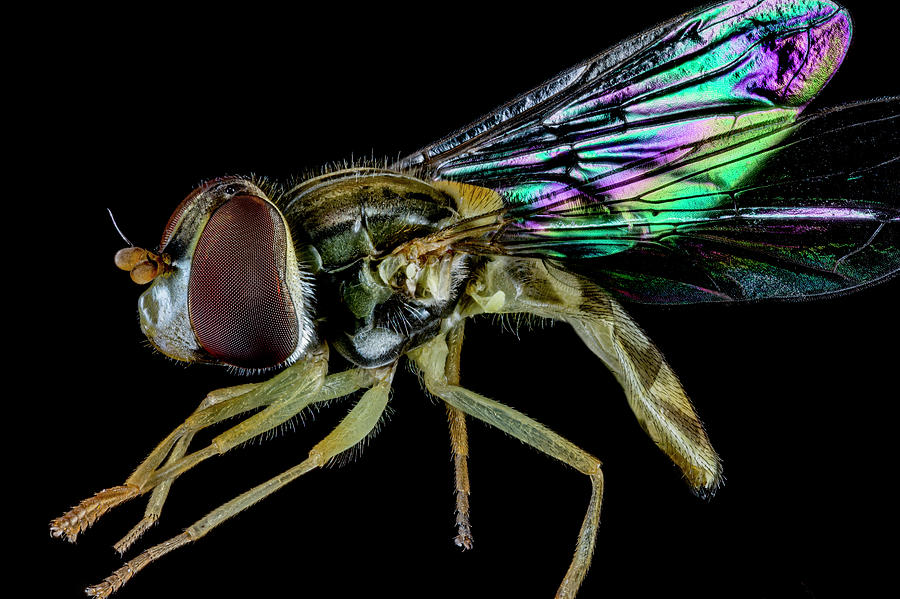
398,1,899,302
399,0,852,184
545,99,900,302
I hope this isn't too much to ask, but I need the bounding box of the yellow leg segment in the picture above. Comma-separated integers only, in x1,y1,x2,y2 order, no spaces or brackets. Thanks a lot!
49,351,388,546
444,321,474,549
410,335,603,599
84,367,394,599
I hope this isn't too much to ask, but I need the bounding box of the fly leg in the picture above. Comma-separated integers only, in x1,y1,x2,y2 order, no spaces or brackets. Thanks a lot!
112,364,371,544
444,321,474,549
474,257,722,494
51,348,332,542
411,336,603,599
50,379,270,543
115,365,368,552
567,302,722,494
84,366,395,599
114,382,257,553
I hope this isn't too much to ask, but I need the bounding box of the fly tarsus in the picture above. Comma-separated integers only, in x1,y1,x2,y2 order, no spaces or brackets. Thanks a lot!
50,485,140,543
113,514,158,554
85,532,192,598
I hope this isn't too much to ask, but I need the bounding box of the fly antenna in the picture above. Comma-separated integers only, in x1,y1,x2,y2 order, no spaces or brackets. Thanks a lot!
108,208,134,247
109,209,168,284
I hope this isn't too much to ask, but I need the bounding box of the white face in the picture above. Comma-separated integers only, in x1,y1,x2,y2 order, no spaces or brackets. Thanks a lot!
138,253,202,363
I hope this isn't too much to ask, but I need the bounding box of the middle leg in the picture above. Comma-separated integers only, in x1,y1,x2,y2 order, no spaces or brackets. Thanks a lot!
444,321,474,549
411,336,603,599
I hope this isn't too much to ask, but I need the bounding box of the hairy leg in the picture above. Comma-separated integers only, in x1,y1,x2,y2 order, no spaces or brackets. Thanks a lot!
113,382,258,553
85,366,395,598
411,335,603,599
115,367,370,552
50,350,368,543
473,257,722,494
444,321,474,549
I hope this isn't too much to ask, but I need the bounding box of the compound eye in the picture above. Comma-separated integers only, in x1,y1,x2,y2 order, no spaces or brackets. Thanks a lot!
188,195,303,369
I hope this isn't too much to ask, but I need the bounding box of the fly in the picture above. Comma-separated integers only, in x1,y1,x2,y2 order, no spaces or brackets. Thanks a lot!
51,2,898,597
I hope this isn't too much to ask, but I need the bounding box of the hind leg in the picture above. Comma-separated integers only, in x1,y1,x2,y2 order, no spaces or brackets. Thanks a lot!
471,257,722,494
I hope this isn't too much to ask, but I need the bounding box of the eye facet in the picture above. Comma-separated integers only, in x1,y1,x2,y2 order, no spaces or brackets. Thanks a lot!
188,195,301,369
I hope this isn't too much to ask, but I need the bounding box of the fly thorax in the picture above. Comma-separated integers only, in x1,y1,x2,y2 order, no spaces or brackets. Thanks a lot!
284,168,471,367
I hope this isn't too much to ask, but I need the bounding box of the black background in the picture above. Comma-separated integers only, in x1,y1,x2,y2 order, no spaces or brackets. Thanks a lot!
31,2,898,598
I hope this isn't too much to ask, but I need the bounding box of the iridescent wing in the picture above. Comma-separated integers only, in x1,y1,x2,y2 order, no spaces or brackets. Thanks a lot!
397,0,900,303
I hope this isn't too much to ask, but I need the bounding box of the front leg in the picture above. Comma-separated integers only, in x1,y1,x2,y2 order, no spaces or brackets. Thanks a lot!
85,366,396,598
51,348,333,542
49,380,269,544
116,382,258,553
